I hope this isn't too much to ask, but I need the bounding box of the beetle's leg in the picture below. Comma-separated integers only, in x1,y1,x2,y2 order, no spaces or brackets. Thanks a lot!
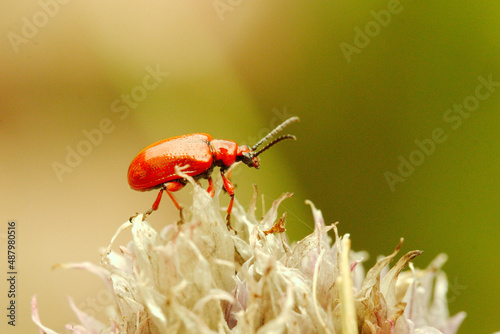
130,188,165,222
165,181,185,223
164,182,184,209
221,171,235,231
152,187,165,211
142,182,185,221
141,186,166,220
207,176,215,198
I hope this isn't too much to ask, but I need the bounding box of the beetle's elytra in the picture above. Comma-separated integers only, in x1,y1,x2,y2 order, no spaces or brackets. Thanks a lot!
128,117,299,227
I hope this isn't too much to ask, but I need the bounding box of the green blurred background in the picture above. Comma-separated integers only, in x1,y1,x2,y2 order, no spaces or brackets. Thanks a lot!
1,0,498,333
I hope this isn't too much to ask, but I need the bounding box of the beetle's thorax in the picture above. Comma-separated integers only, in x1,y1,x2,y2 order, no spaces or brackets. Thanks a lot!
210,139,238,167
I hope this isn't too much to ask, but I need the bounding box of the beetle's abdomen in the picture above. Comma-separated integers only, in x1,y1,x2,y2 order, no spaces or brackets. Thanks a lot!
128,134,213,191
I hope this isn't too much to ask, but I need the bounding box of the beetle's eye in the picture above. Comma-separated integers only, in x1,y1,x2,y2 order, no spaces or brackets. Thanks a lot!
240,152,255,167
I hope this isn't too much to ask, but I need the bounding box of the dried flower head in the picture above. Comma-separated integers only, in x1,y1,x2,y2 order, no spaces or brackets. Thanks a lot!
32,172,466,333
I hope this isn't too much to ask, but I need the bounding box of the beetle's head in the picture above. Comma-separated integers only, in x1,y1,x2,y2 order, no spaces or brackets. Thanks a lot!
238,117,299,169
237,145,260,169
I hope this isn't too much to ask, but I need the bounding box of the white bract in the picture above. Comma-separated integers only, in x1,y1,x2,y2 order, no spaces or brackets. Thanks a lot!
32,174,465,333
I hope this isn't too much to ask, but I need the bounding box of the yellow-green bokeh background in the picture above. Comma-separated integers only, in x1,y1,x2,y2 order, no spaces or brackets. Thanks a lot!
1,1,498,333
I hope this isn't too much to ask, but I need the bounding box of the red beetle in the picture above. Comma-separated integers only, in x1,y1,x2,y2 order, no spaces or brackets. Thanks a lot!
127,117,299,227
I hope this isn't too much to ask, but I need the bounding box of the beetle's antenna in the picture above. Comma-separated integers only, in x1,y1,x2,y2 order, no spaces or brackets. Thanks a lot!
254,135,296,157
251,117,299,151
